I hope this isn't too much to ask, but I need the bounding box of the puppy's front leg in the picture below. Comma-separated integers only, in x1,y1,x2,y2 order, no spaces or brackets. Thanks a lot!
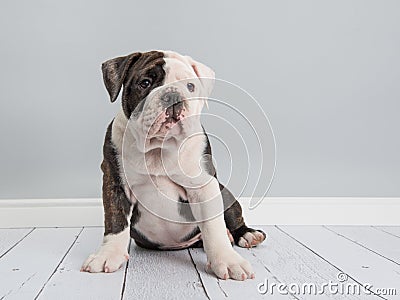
187,178,254,280
81,124,133,273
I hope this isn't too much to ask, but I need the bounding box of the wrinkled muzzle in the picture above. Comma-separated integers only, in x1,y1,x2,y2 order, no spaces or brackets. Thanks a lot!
131,85,189,139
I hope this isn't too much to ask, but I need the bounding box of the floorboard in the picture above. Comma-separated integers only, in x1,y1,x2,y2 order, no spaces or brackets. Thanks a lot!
327,226,400,265
255,226,375,299
36,227,127,300
0,228,33,258
0,228,81,300
0,226,398,299
281,226,400,300
189,245,292,300
375,227,400,239
123,243,207,300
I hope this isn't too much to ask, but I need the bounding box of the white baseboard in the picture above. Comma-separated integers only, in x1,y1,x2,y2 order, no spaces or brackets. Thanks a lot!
0,197,399,228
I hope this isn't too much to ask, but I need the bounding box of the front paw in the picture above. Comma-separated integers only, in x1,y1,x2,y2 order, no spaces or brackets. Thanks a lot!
81,246,129,273
207,250,254,281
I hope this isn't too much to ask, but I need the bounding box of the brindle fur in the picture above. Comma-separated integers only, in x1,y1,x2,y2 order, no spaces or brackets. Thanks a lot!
102,121,132,235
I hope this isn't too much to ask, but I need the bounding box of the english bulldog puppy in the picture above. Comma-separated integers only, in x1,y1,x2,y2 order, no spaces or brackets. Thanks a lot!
81,50,266,280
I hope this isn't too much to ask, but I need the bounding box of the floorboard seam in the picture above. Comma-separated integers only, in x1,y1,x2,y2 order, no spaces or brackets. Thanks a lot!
275,225,387,300
372,226,400,239
188,249,211,300
33,227,84,300
0,227,35,259
324,226,400,266
120,238,132,300
250,250,300,300
216,279,228,298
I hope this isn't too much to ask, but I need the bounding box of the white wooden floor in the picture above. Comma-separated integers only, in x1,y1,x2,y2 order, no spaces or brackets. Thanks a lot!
0,226,399,300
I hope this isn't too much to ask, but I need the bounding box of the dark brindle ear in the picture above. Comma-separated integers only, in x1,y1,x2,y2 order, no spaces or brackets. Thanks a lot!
101,52,142,102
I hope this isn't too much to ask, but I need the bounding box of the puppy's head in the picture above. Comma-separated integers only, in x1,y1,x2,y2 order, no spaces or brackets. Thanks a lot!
102,50,215,141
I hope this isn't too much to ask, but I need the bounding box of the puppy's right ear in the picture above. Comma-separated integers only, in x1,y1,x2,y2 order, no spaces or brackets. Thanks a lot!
101,52,141,102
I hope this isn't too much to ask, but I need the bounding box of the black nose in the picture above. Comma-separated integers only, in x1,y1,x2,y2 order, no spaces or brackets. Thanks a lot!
161,91,182,106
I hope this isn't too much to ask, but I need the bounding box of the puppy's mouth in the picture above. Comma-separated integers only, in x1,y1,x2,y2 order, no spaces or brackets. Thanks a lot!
165,101,185,124
148,101,187,138
161,101,186,133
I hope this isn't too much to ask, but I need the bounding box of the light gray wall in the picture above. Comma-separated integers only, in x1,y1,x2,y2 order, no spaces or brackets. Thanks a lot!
0,0,399,199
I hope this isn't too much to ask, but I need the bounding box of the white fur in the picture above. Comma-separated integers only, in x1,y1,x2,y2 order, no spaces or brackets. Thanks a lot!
238,231,267,248
184,178,254,280
81,207,132,273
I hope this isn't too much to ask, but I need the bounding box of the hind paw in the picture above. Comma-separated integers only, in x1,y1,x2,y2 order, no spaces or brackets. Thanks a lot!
237,229,267,248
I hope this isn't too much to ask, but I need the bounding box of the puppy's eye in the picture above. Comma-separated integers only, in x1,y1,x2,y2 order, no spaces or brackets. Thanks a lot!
187,82,195,93
139,79,152,89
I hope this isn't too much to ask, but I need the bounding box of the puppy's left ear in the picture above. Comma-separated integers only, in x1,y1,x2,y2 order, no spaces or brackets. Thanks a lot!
102,52,142,102
185,56,215,98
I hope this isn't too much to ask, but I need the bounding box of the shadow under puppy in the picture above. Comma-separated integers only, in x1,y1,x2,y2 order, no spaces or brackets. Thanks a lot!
81,50,267,280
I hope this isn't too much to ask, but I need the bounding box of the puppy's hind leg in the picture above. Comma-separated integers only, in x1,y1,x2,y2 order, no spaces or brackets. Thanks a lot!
221,184,267,248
